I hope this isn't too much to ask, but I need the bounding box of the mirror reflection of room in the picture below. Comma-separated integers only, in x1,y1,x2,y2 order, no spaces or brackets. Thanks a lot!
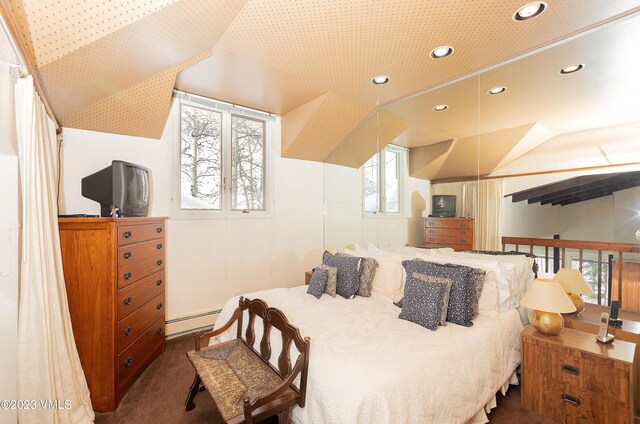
4,2,640,424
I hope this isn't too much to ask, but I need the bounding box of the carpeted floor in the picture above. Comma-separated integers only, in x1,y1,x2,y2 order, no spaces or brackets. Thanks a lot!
95,334,557,424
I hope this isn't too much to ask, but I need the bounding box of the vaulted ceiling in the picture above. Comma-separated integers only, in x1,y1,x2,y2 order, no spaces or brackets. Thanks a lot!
4,0,640,178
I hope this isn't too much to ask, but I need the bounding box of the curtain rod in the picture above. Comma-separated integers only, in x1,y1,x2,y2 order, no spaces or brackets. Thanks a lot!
1,3,62,134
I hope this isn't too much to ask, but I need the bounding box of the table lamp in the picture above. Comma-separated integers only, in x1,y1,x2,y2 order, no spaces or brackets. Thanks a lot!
521,278,576,335
554,268,594,315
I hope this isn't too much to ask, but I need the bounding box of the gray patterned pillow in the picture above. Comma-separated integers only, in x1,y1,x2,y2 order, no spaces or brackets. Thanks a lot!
337,253,378,297
307,268,328,298
411,272,453,326
322,251,361,299
469,269,486,319
402,259,485,327
398,274,452,331
317,264,338,297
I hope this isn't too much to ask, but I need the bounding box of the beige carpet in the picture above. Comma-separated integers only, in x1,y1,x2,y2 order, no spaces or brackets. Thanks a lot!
95,334,556,424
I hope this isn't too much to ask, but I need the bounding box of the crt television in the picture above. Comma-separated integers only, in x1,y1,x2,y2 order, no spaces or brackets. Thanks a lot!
82,160,150,217
432,195,456,218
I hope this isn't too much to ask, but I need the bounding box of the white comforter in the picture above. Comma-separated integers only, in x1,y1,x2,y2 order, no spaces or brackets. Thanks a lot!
213,286,523,424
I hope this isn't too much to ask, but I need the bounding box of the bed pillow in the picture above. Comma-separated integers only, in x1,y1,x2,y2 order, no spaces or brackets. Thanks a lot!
411,273,453,326
402,259,485,327
307,268,328,298
322,251,362,299
338,252,379,297
317,264,338,297
369,252,405,302
398,273,452,331
416,252,500,312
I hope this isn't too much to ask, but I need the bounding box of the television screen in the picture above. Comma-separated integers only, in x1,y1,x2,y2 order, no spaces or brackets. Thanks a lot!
432,195,456,217
123,165,149,210
82,160,150,217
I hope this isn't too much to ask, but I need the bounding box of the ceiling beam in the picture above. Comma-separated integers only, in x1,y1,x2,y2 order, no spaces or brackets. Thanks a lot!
512,173,625,203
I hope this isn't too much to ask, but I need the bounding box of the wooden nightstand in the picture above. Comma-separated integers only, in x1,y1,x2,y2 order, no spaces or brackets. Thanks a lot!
565,303,640,417
521,325,636,424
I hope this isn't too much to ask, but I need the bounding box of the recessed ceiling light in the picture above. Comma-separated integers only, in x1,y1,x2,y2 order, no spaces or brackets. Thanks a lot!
513,2,547,21
430,46,454,59
371,75,390,85
487,86,507,95
433,104,448,111
559,64,584,74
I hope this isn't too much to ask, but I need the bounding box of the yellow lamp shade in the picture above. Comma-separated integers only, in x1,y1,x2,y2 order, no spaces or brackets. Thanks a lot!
520,278,577,313
554,268,594,295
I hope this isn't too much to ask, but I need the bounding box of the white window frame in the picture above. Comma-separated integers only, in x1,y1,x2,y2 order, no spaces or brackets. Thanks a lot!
172,92,274,220
362,145,407,218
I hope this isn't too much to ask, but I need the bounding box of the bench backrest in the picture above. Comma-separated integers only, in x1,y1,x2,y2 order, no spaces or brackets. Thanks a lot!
236,297,310,407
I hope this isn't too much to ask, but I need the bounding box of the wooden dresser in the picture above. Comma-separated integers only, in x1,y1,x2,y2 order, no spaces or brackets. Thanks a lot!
521,325,635,424
59,217,167,412
423,217,473,251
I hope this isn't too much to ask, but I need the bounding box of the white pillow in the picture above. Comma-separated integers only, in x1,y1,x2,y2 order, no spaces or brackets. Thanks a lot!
365,251,404,302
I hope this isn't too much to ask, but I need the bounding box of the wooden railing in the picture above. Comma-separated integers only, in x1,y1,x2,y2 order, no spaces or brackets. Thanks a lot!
502,236,640,307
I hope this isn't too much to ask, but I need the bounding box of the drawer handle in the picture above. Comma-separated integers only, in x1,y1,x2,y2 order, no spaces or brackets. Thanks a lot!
156,243,163,250
157,327,164,335
562,394,580,406
460,223,467,227
124,326,133,337
156,227,163,233
461,240,467,243
124,252,132,260
460,231,466,235
124,231,132,238
123,356,133,368
156,279,163,286
156,260,163,266
124,272,132,280
428,222,435,226
428,230,435,234
123,297,132,306
561,364,580,375
157,303,163,310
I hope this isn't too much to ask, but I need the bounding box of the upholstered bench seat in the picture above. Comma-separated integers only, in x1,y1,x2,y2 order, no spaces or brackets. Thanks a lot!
187,339,296,421
185,297,310,424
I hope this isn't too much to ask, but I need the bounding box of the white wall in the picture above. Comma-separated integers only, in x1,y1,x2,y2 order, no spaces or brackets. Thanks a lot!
502,174,639,243
0,28,19,424
323,159,429,250
60,102,324,335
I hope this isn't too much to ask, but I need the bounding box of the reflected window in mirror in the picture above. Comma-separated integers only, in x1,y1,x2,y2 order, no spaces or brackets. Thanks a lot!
363,145,405,215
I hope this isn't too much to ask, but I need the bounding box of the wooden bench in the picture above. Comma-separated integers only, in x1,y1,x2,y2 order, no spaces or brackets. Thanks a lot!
185,297,311,424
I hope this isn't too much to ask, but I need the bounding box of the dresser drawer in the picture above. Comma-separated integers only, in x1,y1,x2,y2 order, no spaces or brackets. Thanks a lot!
117,222,164,246
542,344,631,402
424,228,471,237
117,292,165,353
118,239,165,269
424,218,473,229
117,317,165,393
117,245,165,289
117,270,165,320
423,234,472,245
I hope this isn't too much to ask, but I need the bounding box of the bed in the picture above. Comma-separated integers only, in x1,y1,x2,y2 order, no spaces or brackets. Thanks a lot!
211,246,533,424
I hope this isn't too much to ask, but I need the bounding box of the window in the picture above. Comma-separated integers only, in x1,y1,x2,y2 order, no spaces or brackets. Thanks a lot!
363,146,405,214
178,98,269,214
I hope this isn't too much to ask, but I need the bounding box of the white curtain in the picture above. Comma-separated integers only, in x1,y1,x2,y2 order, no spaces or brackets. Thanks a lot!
15,76,94,424
461,179,504,251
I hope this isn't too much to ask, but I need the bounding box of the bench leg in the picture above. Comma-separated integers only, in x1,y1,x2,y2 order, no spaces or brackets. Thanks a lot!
278,407,291,424
185,374,202,411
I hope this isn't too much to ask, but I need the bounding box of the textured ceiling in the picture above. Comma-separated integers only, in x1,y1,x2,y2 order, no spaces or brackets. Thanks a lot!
4,0,640,175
